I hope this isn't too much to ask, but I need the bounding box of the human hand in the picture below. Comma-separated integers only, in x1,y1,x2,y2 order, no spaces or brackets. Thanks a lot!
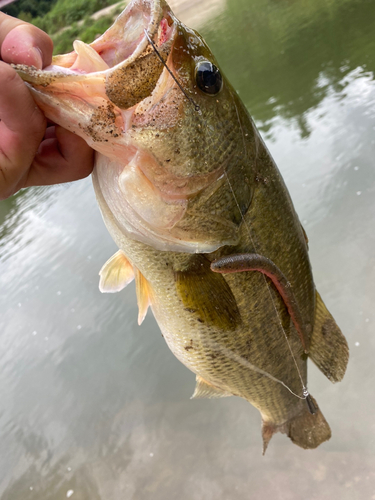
0,13,94,200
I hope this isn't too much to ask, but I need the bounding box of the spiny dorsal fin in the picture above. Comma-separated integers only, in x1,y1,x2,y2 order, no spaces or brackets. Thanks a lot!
99,250,134,293
191,375,232,399
300,222,309,248
309,291,349,382
134,268,153,325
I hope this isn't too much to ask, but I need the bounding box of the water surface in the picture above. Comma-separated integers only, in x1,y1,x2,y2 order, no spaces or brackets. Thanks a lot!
1,0,375,498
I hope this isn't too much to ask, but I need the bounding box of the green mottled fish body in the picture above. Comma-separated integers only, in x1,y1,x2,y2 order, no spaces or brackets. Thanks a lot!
15,0,349,451
93,114,309,412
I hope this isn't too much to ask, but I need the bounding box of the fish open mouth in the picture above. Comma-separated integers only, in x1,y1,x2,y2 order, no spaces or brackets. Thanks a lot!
15,0,176,111
14,0,241,253
13,0,180,179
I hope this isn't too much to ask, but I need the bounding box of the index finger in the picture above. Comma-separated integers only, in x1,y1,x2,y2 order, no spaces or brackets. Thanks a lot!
0,13,53,68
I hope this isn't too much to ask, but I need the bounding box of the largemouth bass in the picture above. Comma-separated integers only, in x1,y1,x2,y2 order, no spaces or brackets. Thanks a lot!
15,0,349,451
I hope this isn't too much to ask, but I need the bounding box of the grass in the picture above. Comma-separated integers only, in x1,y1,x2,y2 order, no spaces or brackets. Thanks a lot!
2,0,127,55
32,0,121,33
51,8,124,54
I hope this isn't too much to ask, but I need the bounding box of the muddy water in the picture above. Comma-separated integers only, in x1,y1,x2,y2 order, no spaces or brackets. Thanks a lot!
1,0,375,498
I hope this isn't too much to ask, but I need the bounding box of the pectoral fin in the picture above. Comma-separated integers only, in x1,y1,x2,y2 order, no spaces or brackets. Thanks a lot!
134,268,153,325
175,255,241,331
309,291,349,382
99,250,134,293
191,375,232,399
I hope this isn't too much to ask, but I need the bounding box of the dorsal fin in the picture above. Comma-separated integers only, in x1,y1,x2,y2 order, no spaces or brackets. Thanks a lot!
191,375,232,399
134,268,153,325
309,291,349,382
300,223,309,248
99,250,134,293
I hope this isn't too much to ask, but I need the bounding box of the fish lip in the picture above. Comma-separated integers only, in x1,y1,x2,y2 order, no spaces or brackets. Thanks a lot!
13,0,174,85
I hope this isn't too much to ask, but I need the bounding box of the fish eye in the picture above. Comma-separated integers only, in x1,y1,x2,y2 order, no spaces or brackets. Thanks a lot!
195,61,223,95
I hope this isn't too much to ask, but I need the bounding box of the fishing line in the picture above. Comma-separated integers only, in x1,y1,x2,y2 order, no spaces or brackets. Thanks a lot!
223,169,315,411
224,168,306,391
223,101,312,406
206,338,306,400
144,29,201,112
144,26,312,408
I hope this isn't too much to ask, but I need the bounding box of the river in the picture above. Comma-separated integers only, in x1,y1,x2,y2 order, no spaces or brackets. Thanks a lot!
1,0,375,498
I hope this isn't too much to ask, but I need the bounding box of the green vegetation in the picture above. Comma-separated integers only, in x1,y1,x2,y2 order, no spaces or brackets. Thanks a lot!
51,6,125,54
32,0,122,34
1,0,125,55
0,0,57,20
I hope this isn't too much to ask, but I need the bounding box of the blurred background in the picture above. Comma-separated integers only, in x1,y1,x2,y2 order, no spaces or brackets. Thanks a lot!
1,0,375,498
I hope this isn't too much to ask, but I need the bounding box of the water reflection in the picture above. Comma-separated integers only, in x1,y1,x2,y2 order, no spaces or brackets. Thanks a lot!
203,0,375,136
1,0,375,499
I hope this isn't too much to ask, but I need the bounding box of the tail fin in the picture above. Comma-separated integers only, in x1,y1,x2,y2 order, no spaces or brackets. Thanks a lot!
287,396,331,449
262,396,331,453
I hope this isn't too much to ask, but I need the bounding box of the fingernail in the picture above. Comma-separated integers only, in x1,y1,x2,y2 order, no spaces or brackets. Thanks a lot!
30,46,43,69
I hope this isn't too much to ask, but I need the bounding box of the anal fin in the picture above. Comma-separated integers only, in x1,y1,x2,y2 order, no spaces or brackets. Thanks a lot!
309,291,349,383
191,375,232,399
99,250,134,293
262,420,280,455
